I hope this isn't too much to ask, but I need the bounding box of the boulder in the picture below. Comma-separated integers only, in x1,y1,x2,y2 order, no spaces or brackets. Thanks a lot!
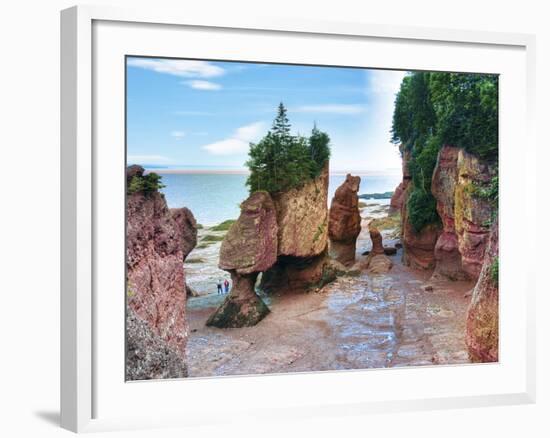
171,207,198,260
328,174,362,266
207,191,277,327
126,165,188,378
466,218,499,362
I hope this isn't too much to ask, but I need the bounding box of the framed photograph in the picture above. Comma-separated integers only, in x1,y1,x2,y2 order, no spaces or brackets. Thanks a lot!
61,5,536,433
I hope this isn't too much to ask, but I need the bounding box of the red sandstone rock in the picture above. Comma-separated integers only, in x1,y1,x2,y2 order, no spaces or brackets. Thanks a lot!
328,174,362,266
170,207,198,260
431,146,469,280
454,149,495,279
262,163,331,291
208,191,277,327
466,218,498,362
390,146,412,213
126,166,188,378
389,180,409,213
401,188,440,271
363,225,393,274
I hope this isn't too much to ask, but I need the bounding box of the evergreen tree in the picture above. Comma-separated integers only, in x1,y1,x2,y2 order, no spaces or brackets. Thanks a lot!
246,103,331,194
308,123,331,177
272,102,291,138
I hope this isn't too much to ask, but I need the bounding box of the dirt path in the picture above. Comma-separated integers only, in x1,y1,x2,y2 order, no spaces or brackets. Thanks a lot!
186,248,473,378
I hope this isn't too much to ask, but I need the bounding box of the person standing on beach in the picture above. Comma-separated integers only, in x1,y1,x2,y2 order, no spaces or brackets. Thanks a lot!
224,278,230,294
217,279,223,295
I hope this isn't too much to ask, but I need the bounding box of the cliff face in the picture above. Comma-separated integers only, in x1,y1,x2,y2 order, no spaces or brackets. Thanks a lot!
398,148,440,270
272,163,329,258
431,145,468,280
208,191,277,328
126,166,189,379
401,195,440,270
126,308,187,380
328,174,362,266
454,149,495,279
398,146,496,280
466,218,499,362
262,163,330,292
390,147,411,213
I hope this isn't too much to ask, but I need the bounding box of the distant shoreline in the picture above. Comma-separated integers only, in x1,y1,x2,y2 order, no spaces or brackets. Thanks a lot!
146,168,401,176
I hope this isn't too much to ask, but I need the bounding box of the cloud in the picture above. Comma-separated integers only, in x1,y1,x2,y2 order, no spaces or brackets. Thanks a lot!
202,121,266,155
127,155,173,165
292,104,367,115
170,131,186,138
127,58,225,78
185,80,222,91
368,69,407,95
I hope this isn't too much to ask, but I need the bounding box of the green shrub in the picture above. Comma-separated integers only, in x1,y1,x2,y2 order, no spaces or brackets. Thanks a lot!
406,188,439,232
210,219,236,232
201,234,224,242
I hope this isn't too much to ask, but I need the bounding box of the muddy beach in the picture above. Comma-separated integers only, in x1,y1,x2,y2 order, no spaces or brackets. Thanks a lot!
185,203,474,378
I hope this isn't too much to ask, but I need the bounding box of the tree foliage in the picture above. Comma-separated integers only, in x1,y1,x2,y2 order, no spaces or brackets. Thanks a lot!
391,71,498,231
246,103,331,193
127,172,165,195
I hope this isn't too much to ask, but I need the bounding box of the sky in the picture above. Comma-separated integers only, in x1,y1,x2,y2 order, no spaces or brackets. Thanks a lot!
126,57,406,173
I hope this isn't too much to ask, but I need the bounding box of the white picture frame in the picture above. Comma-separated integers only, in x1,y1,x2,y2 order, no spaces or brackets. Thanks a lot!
60,4,536,433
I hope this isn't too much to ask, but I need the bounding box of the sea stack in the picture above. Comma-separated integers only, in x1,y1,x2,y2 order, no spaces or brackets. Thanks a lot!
364,225,393,274
260,163,330,292
328,174,362,266
207,191,278,328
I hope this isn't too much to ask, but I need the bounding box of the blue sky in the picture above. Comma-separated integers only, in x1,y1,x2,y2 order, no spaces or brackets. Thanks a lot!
126,57,405,172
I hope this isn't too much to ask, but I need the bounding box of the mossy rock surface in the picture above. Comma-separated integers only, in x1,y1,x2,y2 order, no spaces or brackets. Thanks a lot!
206,294,270,328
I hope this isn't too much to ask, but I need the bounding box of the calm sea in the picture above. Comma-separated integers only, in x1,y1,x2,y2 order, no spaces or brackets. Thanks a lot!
159,173,401,226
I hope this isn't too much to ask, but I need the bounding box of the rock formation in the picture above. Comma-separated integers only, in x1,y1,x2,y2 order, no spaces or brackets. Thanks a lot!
401,190,441,270
364,225,393,274
328,174,362,266
466,218,499,362
431,145,469,280
390,146,411,213
261,163,330,292
454,149,495,279
126,165,189,379
207,191,277,328
399,145,495,278
126,308,187,380
170,207,198,260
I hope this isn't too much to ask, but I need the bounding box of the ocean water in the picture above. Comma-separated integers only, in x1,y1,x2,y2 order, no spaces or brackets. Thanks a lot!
160,173,401,227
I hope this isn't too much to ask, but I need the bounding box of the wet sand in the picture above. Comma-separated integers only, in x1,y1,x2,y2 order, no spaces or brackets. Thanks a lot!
185,204,474,378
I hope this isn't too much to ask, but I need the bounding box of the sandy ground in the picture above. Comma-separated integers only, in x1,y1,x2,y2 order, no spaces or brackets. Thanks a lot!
185,204,475,378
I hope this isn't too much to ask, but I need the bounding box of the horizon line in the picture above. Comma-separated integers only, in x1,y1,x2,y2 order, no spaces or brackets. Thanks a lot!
142,167,402,176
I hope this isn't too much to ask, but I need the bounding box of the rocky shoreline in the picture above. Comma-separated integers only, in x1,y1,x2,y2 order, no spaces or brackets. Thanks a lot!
126,144,498,379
